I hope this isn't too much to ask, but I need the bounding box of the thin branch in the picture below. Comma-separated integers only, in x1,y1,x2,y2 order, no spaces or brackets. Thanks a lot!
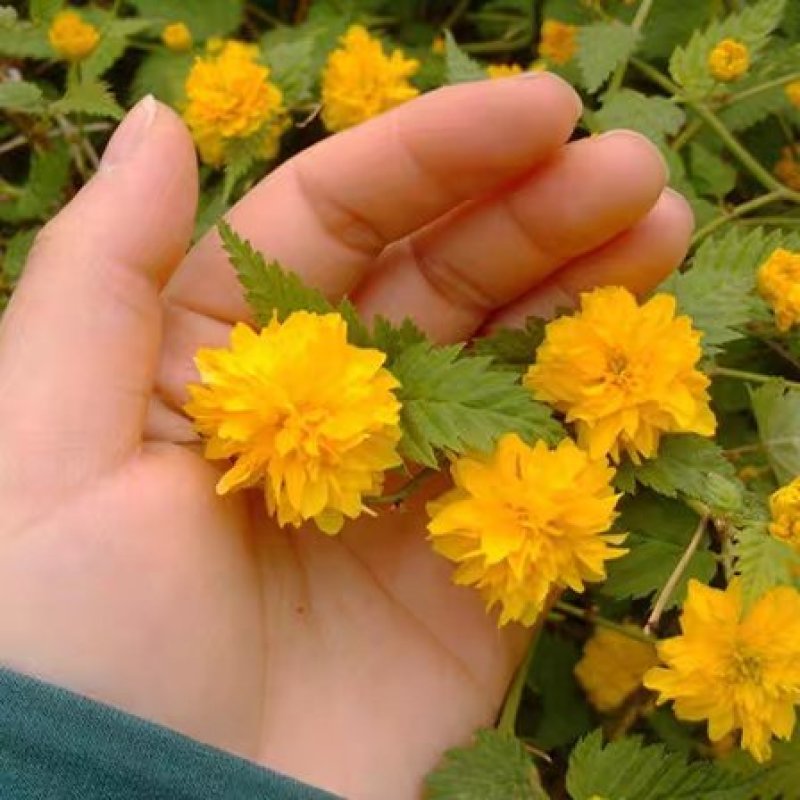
552,601,656,644
691,190,785,247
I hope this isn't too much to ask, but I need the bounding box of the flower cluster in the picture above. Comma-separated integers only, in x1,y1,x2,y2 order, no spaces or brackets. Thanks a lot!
757,248,800,332
321,25,420,132
183,40,286,166
708,38,750,82
645,580,800,762
48,10,99,62
525,287,716,463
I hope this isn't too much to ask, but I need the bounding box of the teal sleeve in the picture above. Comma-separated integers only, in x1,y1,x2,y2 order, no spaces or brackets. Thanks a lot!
0,668,341,800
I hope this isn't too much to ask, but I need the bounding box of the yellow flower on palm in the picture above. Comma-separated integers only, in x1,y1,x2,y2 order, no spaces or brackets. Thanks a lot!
539,19,578,66
321,25,419,132
768,477,800,550
427,434,625,626
48,10,99,62
183,40,286,166
162,21,193,52
185,312,402,534
708,39,750,82
644,580,800,762
486,64,523,79
525,287,715,463
574,627,658,713
757,248,800,332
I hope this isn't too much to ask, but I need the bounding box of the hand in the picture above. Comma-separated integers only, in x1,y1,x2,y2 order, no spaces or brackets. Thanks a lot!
0,76,691,799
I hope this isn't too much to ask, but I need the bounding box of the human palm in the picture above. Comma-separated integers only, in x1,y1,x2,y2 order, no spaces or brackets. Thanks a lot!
0,76,691,799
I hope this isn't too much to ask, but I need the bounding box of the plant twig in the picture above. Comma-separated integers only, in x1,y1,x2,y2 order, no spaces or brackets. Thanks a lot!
718,72,800,108
497,629,539,735
608,0,655,94
691,190,785,246
552,600,656,644
711,366,800,388
371,468,435,506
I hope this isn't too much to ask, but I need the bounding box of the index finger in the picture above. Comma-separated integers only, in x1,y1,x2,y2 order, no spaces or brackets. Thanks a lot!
165,73,582,322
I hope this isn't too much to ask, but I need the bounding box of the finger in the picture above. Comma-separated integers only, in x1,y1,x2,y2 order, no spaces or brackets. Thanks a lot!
164,74,582,322
490,188,694,327
0,97,198,475
353,131,668,341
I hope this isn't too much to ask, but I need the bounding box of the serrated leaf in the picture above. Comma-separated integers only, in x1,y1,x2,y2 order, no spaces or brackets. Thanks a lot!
50,79,123,119
130,48,193,105
640,1,712,59
576,22,639,94
670,0,787,97
265,36,317,106
129,0,242,40
567,730,758,800
425,730,546,800
444,30,486,84
0,142,70,224
603,493,715,606
392,343,562,467
29,0,62,24
595,90,685,145
1,226,38,285
718,729,800,800
371,316,427,365
689,142,736,198
0,80,44,113
617,435,742,512
81,30,128,82
751,380,800,484
0,19,50,58
471,318,545,373
658,227,783,357
733,521,800,608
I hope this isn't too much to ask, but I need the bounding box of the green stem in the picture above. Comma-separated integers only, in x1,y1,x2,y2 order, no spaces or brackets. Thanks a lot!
719,72,800,108
738,216,800,226
711,366,800,388
371,468,435,505
442,0,470,30
671,118,703,152
690,190,785,247
497,632,539,735
608,0,655,94
462,36,530,54
552,601,656,644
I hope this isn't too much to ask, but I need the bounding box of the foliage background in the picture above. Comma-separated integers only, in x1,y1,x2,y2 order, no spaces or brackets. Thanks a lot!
4,0,800,797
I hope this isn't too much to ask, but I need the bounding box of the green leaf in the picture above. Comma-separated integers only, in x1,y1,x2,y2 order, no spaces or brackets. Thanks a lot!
471,318,545,373
130,48,194,105
218,221,333,324
640,1,713,59
81,29,129,82
751,381,800,484
0,17,50,58
658,227,782,357
129,0,242,40
595,90,685,146
689,142,737,198
603,493,716,606
718,730,800,800
670,0,787,97
50,79,123,119
733,520,800,608
392,343,562,467
444,30,486,84
576,22,639,94
617,435,742,512
371,316,427,366
0,142,71,224
29,0,61,24
567,730,759,800
425,730,547,800
0,80,44,113
2,226,38,285
265,36,317,106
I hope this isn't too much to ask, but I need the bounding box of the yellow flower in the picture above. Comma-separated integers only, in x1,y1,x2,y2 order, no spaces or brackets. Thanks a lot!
427,434,625,626
162,21,193,52
775,145,800,191
539,19,578,66
183,40,286,166
525,287,716,463
644,580,800,762
486,63,523,79
768,477,800,551
574,627,658,713
758,248,800,332
185,312,402,534
786,80,800,109
48,10,99,62
431,36,445,55
321,25,419,132
708,38,750,82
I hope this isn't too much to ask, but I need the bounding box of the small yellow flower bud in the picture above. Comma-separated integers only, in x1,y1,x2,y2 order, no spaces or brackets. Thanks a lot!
48,9,99,62
775,145,800,191
786,80,800,109
485,64,523,79
708,38,750,82
162,21,192,52
431,36,445,55
539,19,577,66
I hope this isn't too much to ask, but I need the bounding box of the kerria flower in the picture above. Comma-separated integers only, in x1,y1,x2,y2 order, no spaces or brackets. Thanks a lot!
574,626,658,713
486,64,523,79
708,38,750,82
757,248,800,332
525,286,716,464
185,312,402,534
427,434,625,626
321,25,419,132
182,39,287,166
48,10,99,62
786,80,800,109
768,476,800,551
162,22,193,52
644,580,800,762
775,145,800,191
539,20,578,66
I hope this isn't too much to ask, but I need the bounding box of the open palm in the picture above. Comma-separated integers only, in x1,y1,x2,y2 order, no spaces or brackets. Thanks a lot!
0,76,691,799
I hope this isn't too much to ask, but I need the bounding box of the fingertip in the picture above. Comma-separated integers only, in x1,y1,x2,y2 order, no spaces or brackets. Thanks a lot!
593,129,670,189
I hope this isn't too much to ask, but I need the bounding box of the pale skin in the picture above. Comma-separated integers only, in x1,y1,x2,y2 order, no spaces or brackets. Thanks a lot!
0,75,693,799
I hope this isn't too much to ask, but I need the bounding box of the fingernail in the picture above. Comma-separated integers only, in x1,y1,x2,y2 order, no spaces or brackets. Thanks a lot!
518,70,583,120
594,129,670,181
101,94,158,168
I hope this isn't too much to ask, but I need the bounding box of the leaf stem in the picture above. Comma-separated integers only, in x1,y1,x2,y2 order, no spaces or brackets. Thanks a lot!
719,72,800,108
671,118,703,151
607,0,655,94
711,366,800,389
497,631,539,736
690,190,786,247
371,468,436,505
644,514,708,634
552,600,656,644
441,0,471,31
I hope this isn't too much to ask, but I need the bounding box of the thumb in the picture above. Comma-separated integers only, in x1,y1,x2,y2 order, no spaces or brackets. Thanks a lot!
0,97,198,481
